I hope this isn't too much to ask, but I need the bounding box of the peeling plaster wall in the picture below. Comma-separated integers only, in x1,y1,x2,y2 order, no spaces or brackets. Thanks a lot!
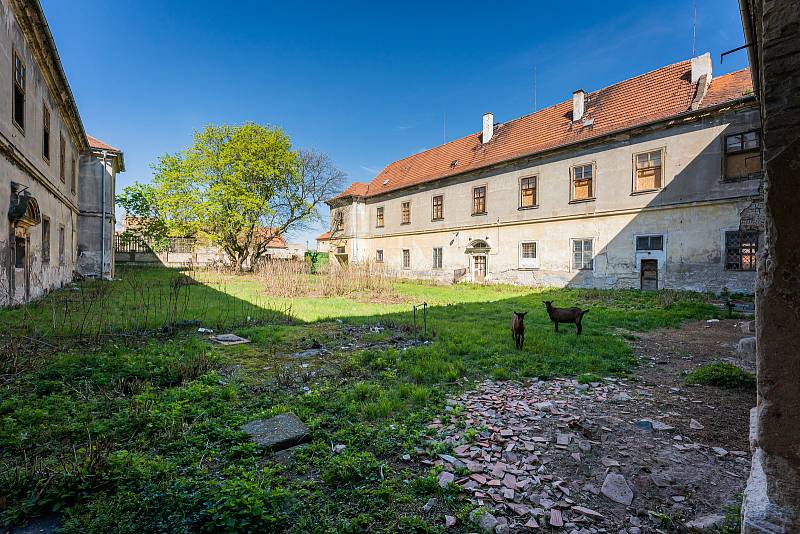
0,0,82,305
328,105,760,293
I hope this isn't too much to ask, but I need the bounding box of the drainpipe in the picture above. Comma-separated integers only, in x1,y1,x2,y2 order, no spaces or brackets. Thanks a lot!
100,150,107,279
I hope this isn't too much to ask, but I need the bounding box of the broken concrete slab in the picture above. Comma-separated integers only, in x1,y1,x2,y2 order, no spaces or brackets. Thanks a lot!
241,413,310,451
210,333,251,345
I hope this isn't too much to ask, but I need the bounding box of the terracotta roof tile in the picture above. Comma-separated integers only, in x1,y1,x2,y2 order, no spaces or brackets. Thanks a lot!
86,134,120,152
341,62,752,200
316,231,331,241
253,227,287,248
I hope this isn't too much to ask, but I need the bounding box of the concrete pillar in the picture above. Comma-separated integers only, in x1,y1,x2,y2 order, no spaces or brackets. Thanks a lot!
741,1,800,531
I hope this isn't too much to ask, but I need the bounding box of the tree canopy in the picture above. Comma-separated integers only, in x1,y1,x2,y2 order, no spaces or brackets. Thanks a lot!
117,123,345,269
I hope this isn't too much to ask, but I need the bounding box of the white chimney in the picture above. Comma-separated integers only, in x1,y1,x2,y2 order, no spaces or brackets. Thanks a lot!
691,52,712,84
482,112,494,143
572,90,585,122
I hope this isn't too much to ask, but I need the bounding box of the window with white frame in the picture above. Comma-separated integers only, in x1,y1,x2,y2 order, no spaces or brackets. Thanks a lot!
402,249,410,269
572,238,593,270
432,247,443,269
375,249,384,262
519,241,539,269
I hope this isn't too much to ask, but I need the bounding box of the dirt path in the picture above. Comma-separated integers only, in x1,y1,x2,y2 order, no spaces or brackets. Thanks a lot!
422,320,755,532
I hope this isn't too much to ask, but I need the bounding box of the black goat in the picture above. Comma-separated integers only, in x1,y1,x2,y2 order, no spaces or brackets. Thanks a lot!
543,301,589,336
511,311,527,350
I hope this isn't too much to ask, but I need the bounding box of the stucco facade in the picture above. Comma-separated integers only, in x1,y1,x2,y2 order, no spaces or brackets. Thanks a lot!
322,61,761,293
0,0,85,304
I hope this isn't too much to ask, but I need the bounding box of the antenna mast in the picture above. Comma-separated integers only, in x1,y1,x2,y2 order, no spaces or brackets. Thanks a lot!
691,0,697,56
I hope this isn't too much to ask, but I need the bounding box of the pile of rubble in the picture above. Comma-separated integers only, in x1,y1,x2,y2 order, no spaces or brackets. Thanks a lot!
421,378,748,532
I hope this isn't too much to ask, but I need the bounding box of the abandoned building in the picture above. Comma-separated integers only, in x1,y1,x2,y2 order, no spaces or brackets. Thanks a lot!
1,0,122,305
319,54,762,293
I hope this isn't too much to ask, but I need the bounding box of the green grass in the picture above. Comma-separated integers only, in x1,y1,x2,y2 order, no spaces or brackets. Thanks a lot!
686,362,756,389
0,266,720,532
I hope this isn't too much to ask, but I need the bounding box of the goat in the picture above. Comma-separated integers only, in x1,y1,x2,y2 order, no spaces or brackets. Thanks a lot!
511,311,527,350
543,301,589,336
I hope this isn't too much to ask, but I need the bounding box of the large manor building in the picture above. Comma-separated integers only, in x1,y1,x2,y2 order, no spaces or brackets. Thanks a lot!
319,54,761,293
1,0,123,305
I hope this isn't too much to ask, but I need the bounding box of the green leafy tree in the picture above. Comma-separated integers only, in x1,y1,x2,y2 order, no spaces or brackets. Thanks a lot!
121,123,344,271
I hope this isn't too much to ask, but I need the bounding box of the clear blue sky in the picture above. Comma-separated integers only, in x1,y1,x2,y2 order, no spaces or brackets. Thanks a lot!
42,0,748,248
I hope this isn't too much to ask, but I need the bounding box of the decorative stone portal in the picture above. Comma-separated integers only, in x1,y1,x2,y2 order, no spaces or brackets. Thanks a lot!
465,239,490,283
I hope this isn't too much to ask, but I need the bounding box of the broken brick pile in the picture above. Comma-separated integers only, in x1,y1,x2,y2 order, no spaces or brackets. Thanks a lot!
422,378,749,532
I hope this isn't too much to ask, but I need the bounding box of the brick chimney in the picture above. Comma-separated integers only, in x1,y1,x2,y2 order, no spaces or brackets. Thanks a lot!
691,52,712,84
573,90,585,121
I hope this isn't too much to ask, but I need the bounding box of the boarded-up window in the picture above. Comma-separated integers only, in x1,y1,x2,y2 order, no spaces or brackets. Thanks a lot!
572,164,593,201
432,247,443,269
376,249,383,262
71,157,76,194
376,207,384,227
402,249,410,269
520,176,537,208
42,217,50,264
401,202,411,224
13,52,25,131
472,186,486,214
42,106,50,161
432,195,444,220
725,230,758,271
725,130,761,179
572,239,593,270
634,150,663,191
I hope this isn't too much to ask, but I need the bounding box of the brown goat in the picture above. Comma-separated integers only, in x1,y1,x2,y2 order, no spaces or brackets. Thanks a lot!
543,301,589,336
511,311,527,350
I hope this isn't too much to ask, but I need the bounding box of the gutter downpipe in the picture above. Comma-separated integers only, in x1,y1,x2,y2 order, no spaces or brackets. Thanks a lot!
100,150,107,279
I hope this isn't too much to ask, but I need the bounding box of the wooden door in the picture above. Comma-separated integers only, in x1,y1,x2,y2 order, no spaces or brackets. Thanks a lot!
640,259,658,291
474,255,486,283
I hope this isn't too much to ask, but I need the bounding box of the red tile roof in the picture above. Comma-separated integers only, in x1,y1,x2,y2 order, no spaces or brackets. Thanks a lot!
87,134,120,152
253,227,288,248
331,62,752,201
316,231,332,241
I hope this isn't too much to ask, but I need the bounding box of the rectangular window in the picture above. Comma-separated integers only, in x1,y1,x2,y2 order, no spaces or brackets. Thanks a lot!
336,245,345,254
572,238,593,270
725,230,758,271
571,164,594,201
58,225,65,266
636,235,663,251
12,51,25,131
472,186,486,215
432,247,443,269
376,249,384,262
432,195,444,220
59,134,66,183
519,241,539,269
376,206,384,227
725,130,762,179
402,249,410,269
401,201,411,225
42,217,50,264
14,236,26,269
71,157,76,194
520,176,537,208
634,149,663,191
42,106,50,162
332,210,343,232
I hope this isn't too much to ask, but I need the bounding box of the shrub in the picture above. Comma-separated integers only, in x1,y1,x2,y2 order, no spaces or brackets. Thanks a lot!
686,363,755,389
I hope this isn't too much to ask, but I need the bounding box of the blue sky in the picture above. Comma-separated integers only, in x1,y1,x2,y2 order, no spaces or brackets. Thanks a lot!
42,0,748,248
